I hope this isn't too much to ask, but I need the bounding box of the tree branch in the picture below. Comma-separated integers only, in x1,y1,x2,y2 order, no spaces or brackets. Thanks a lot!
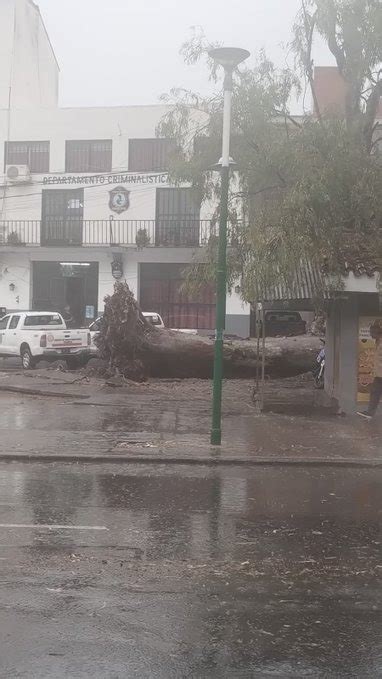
301,1,322,122
364,80,382,152
273,109,303,129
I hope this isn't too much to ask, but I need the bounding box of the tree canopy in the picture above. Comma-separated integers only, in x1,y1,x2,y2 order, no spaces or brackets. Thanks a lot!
157,1,382,303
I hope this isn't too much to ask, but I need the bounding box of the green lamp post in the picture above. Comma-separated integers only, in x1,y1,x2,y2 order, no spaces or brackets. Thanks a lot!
208,47,250,446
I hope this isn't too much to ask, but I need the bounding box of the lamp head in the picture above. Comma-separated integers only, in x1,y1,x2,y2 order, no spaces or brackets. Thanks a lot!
208,47,250,70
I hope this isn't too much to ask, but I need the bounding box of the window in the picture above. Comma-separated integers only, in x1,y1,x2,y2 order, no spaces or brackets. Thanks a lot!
0,316,10,330
41,189,84,245
129,138,176,172
265,312,302,322
4,141,49,173
156,188,201,246
65,140,112,173
24,314,62,327
156,187,200,219
9,316,20,329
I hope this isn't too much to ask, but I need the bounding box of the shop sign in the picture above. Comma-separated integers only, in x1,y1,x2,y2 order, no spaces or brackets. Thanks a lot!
43,173,169,186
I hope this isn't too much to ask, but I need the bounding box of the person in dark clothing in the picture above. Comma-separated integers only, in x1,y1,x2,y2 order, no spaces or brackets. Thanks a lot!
62,304,75,328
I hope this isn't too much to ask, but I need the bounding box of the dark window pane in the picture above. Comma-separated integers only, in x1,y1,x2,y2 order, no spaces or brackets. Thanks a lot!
9,315,20,329
41,189,84,245
155,188,201,247
129,139,176,172
5,141,49,173
24,315,62,327
65,140,112,173
89,140,113,172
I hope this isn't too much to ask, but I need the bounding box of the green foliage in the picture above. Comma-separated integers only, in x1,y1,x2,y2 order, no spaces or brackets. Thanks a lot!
292,0,382,144
135,228,151,250
158,7,382,303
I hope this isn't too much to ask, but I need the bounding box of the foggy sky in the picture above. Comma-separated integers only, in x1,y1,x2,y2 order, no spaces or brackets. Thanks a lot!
37,0,332,110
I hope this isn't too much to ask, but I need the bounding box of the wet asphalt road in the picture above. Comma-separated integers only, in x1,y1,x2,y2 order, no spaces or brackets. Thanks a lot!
0,462,381,678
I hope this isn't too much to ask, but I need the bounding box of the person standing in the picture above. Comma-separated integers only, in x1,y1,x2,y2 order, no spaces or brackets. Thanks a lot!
62,304,75,329
357,320,382,420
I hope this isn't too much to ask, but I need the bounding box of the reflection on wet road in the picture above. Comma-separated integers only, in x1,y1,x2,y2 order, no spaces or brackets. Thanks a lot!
0,462,380,677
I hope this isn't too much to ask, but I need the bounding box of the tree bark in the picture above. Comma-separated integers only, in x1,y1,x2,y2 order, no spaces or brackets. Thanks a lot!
141,329,321,379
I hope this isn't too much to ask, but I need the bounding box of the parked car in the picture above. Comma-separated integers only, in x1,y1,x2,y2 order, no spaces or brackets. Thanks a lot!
260,311,307,337
0,311,92,369
88,312,165,354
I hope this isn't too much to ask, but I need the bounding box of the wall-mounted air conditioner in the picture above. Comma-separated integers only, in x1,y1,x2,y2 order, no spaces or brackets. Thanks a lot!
5,165,31,184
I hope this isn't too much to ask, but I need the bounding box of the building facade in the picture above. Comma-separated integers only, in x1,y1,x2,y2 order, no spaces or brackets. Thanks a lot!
0,0,250,335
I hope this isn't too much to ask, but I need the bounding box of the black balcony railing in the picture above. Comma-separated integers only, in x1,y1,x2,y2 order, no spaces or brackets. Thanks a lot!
0,219,219,247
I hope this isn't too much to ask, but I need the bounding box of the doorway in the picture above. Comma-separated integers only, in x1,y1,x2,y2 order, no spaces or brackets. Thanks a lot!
32,261,98,326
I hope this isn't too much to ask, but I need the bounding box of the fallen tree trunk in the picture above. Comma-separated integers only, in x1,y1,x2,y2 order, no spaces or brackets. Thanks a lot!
96,282,321,379
142,329,321,378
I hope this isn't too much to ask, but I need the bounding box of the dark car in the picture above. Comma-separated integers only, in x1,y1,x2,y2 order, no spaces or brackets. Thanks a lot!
261,310,307,337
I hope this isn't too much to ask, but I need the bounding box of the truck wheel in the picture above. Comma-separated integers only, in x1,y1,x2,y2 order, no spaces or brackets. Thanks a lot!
21,346,36,370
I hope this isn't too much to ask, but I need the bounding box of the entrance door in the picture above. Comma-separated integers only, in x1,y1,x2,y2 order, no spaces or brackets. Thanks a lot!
32,262,98,324
140,263,216,330
66,277,85,326
41,190,84,245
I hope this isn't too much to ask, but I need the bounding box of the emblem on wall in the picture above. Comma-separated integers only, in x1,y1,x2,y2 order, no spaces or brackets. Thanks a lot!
111,255,124,280
109,186,130,214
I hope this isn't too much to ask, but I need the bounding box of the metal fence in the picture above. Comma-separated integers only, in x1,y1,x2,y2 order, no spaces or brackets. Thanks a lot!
0,219,219,247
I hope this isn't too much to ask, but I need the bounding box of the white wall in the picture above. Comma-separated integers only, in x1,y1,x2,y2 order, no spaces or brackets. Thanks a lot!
0,0,58,110
0,249,31,310
0,101,250,327
0,0,16,111
226,287,250,316
0,248,123,312
0,105,192,225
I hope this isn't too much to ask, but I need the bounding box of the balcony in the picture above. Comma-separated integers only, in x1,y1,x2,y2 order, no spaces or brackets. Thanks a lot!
0,219,219,248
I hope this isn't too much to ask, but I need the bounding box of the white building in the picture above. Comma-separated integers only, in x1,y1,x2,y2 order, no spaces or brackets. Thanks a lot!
0,0,250,335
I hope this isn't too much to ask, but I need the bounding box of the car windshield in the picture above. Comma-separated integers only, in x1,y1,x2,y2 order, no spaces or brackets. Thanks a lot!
146,314,161,326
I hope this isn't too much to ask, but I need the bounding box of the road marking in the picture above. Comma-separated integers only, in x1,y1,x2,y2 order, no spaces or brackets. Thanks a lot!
0,524,108,531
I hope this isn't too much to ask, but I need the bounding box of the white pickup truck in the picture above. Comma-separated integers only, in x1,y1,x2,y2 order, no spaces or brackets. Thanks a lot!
0,311,91,369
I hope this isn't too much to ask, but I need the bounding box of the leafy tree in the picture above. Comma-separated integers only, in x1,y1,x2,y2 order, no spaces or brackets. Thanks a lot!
158,3,382,303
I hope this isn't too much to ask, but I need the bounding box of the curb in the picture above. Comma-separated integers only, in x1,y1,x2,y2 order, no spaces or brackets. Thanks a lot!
0,452,381,467
0,386,89,399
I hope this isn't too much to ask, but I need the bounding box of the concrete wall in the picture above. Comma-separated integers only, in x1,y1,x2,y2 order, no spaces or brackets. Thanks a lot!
0,246,200,314
0,0,15,111
0,0,59,110
226,289,250,337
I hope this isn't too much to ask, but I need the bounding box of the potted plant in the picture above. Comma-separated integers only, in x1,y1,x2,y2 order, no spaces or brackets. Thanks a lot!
7,231,24,246
135,228,151,250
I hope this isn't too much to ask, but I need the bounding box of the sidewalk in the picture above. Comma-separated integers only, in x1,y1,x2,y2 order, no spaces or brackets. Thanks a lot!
0,368,380,465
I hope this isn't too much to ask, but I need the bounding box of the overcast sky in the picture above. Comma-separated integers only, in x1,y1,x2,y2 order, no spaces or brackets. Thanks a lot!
37,0,332,109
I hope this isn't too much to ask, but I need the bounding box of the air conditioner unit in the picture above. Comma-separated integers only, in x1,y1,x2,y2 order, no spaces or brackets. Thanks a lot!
5,165,31,184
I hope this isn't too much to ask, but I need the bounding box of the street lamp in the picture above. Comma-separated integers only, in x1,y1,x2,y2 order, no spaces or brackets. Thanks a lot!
209,46,250,446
